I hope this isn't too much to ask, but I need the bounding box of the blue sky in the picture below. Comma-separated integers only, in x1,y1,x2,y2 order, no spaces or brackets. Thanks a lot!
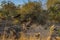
0,0,46,5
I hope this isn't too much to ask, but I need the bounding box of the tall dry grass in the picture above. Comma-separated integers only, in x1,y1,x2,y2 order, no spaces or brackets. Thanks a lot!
0,32,41,40
0,25,60,40
47,25,55,40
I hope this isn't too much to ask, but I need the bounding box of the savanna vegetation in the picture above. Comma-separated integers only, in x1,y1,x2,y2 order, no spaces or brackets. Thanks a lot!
0,0,60,40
